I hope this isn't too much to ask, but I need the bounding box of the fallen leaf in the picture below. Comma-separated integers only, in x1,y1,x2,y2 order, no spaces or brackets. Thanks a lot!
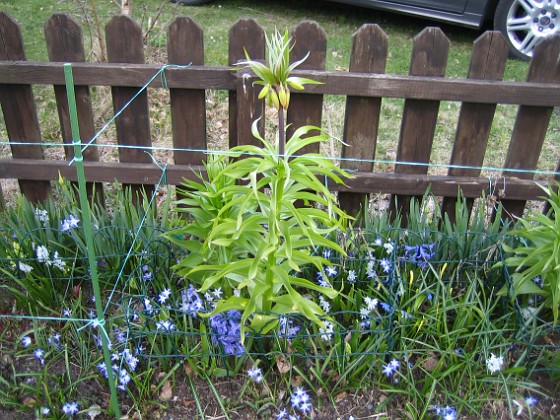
335,391,347,403
183,363,194,378
422,353,440,372
276,356,291,374
160,380,173,401
290,376,302,388
378,393,387,404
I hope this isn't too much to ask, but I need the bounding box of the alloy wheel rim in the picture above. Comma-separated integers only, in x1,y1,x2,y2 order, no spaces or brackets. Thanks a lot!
506,0,560,57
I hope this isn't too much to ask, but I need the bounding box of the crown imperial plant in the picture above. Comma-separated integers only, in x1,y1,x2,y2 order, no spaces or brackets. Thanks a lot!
167,29,352,342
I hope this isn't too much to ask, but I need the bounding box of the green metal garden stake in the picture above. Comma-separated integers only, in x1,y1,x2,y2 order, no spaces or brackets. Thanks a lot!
63,63,121,419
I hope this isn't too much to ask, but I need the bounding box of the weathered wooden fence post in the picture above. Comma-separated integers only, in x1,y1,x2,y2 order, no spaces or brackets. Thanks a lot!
106,15,154,202
441,31,508,223
228,19,265,149
389,27,450,223
0,12,50,203
45,13,104,205
168,17,206,169
499,35,560,219
287,21,326,155
339,24,388,219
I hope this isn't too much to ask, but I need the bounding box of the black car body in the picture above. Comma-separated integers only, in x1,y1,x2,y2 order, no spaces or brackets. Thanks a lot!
174,0,560,60
325,0,495,28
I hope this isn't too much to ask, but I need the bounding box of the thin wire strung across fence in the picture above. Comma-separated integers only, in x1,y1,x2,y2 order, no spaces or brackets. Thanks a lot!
1,12,560,220
0,56,558,370
0,207,552,361
1,15,560,416
1,149,559,418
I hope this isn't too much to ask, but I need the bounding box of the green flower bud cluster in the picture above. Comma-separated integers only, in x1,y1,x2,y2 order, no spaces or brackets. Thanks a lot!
238,29,321,110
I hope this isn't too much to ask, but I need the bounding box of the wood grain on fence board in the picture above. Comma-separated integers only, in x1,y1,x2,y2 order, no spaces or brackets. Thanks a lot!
339,24,388,217
390,28,450,221
229,19,265,149
106,15,154,200
1,158,554,201
168,17,206,166
499,36,560,219
45,13,104,204
0,12,50,202
287,21,326,155
1,63,558,107
441,31,508,222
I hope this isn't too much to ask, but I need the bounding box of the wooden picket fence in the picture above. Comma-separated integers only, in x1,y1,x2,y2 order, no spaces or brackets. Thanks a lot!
0,12,560,221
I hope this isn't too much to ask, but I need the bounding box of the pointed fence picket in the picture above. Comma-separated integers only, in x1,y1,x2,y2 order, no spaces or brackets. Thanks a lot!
0,11,559,223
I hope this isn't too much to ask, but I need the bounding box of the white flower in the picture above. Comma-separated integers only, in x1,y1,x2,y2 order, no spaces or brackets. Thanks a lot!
18,261,33,274
117,368,131,390
347,269,357,284
52,252,66,270
366,260,377,279
123,349,139,371
486,353,504,374
276,408,288,419
34,348,45,365
62,401,79,416
359,307,370,319
247,366,263,383
158,288,172,304
144,298,153,314
212,287,223,299
521,306,538,324
318,295,331,313
364,296,378,311
383,241,394,254
34,208,49,225
319,321,334,342
389,358,400,370
156,320,175,332
325,265,338,277
61,214,80,232
204,292,215,306
35,245,49,264
21,336,32,347
525,395,538,407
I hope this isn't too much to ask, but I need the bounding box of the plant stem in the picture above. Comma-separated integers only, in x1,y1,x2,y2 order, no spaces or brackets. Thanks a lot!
278,107,285,157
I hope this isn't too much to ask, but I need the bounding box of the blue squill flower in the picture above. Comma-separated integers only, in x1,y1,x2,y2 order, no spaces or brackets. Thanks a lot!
403,243,436,269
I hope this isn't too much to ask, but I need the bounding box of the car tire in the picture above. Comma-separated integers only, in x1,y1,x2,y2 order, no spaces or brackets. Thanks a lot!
494,0,560,61
171,0,214,6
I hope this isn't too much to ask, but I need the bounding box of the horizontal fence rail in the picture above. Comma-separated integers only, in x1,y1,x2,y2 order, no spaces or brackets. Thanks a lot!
0,12,560,221
0,158,554,201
